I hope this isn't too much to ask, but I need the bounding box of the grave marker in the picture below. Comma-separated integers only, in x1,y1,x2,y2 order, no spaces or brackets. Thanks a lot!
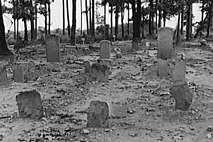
14,64,24,82
87,101,109,128
158,59,168,77
16,90,44,119
90,63,109,82
172,60,186,83
100,40,111,59
0,63,9,86
46,34,60,62
157,27,173,59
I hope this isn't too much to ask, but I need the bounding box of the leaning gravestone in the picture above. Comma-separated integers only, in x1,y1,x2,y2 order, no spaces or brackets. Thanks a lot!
158,59,168,77
46,34,60,62
170,81,193,111
0,62,9,86
157,27,173,59
90,63,109,82
172,60,186,83
14,64,24,82
100,40,111,59
87,101,109,128
16,90,44,119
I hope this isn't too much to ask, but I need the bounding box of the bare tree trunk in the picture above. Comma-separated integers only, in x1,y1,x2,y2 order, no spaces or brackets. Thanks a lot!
85,0,90,35
110,5,113,39
155,0,158,33
186,4,192,40
35,4,37,39
66,0,71,36
158,0,162,28
13,0,16,40
207,2,213,37
80,0,83,36
17,19,19,39
62,0,65,35
71,0,76,45
127,3,130,37
89,0,92,35
30,0,34,40
48,2,51,34
44,3,47,36
23,17,28,42
201,0,204,23
121,2,124,39
115,4,119,40
91,0,95,36
104,4,106,39
180,8,184,35
176,11,180,43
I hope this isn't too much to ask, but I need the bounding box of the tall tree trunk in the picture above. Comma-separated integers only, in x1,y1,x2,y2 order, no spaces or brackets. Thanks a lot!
136,0,141,38
149,0,153,35
110,5,113,39
207,2,213,37
121,2,124,39
104,4,106,39
201,0,204,23
71,0,76,45
23,17,28,42
17,19,19,39
0,1,12,55
89,0,92,35
48,2,51,34
142,13,145,38
155,0,158,33
66,0,71,36
85,0,90,35
44,3,47,36
13,0,16,39
62,0,65,35
80,0,83,36
158,0,162,28
176,11,180,43
91,0,95,36
180,8,184,35
30,0,34,40
186,3,192,40
35,4,37,39
115,4,119,40
127,3,130,38
132,0,136,39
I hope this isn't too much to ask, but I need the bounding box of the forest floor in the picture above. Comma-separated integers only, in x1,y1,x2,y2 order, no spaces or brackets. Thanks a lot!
1,39,213,142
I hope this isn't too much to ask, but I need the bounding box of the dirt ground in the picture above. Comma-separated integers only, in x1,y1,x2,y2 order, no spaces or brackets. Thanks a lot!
1,40,213,142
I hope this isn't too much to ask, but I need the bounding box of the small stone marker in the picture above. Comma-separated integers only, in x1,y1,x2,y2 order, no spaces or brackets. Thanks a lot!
172,60,186,83
0,63,9,86
157,27,173,59
14,64,24,82
16,90,44,119
83,60,91,73
100,40,111,59
158,59,168,77
46,34,60,62
90,63,109,82
170,81,193,111
87,101,109,128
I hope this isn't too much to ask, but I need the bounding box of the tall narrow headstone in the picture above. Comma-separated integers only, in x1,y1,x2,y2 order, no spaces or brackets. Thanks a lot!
172,60,186,83
100,40,111,59
16,90,44,119
158,59,168,77
14,64,24,82
157,27,173,59
0,63,9,86
46,34,60,62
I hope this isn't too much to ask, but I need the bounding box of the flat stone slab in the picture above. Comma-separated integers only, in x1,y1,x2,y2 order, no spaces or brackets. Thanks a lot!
87,101,109,128
100,40,111,59
157,27,173,59
170,82,193,111
46,34,61,62
16,90,44,119
90,63,109,82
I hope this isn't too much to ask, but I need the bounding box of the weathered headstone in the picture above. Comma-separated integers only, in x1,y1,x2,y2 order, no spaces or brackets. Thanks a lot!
170,81,193,111
100,40,111,59
14,64,24,82
157,27,173,59
0,63,9,86
16,90,44,119
90,63,109,82
87,101,109,128
172,60,186,83
46,34,60,62
83,60,91,73
158,59,168,77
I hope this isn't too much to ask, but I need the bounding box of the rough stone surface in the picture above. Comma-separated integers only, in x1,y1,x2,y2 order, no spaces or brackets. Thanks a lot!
170,82,193,111
0,64,9,86
90,63,109,82
157,27,173,59
46,34,60,62
16,90,44,119
172,60,186,83
100,40,111,59
87,101,109,128
83,61,91,73
158,59,168,77
14,64,24,82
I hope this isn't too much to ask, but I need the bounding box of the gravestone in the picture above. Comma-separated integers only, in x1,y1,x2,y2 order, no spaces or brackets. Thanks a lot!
100,40,111,59
157,27,173,59
87,101,109,128
14,64,24,82
158,59,168,77
170,81,193,111
46,34,60,62
83,60,91,73
90,63,109,82
0,63,9,86
16,90,44,119
172,60,186,83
